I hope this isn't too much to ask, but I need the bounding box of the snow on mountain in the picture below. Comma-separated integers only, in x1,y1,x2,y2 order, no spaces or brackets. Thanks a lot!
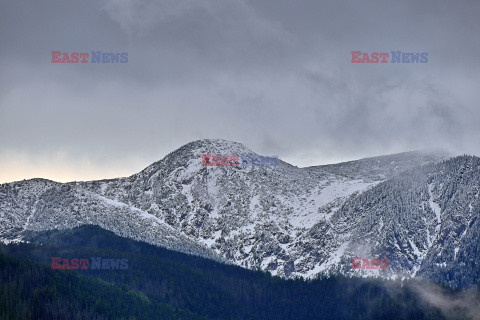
319,155,480,288
3,139,477,288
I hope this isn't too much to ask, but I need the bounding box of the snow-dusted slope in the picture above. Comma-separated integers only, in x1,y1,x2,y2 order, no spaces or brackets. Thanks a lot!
3,139,475,288
0,178,223,261
313,155,480,288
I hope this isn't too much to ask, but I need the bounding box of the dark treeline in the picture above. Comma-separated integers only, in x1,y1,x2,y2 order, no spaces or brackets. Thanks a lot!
0,253,207,320
0,225,452,320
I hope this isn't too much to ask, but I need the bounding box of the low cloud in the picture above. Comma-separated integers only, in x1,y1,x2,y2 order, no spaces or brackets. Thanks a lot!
409,281,480,320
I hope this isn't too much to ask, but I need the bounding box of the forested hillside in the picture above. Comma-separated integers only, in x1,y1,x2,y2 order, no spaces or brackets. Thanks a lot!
0,225,465,320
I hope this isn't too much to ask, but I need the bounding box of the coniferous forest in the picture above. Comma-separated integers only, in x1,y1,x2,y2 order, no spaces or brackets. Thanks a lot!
1,225,472,320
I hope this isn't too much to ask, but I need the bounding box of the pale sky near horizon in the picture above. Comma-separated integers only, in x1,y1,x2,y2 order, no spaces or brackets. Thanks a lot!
1,0,479,183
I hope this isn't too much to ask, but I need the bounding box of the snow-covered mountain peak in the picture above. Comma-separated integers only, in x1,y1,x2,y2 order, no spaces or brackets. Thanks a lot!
185,139,256,156
2,141,478,288
138,139,259,177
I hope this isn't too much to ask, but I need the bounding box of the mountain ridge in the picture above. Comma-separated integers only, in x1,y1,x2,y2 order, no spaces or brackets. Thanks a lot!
2,139,478,288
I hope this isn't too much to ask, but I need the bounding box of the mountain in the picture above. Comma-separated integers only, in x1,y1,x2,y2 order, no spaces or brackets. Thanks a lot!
2,139,478,289
319,155,480,288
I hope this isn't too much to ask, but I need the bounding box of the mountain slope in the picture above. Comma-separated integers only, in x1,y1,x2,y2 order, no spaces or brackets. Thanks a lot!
310,156,480,288
2,139,474,286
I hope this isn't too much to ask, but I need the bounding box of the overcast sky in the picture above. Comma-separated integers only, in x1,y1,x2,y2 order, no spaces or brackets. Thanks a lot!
0,0,479,183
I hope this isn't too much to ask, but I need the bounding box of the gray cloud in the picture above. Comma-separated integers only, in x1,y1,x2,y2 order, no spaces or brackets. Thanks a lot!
0,0,479,182
409,281,480,320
